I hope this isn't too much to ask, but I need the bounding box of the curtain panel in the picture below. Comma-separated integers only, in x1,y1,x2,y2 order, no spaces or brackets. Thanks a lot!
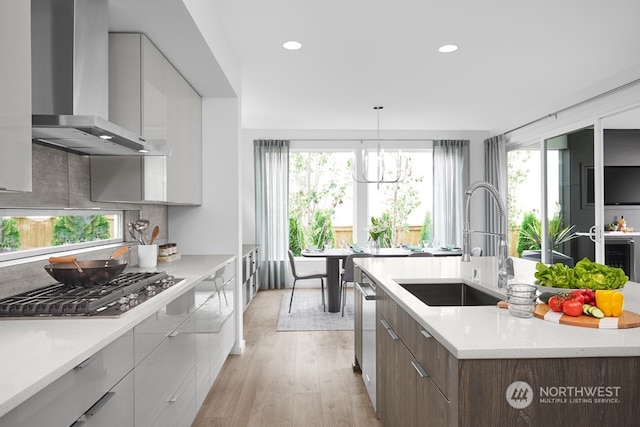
432,140,470,247
254,139,290,289
484,135,507,256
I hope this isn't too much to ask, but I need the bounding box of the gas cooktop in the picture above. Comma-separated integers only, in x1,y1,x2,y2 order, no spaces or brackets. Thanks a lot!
0,272,182,318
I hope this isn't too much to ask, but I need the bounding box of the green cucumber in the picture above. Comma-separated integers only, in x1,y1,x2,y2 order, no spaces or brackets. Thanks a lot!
582,304,605,319
538,292,555,304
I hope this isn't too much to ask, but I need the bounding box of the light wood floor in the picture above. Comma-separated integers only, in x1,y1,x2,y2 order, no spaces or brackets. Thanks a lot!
192,288,382,427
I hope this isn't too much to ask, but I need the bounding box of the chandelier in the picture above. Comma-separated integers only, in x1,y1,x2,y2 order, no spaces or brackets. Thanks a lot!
352,106,408,185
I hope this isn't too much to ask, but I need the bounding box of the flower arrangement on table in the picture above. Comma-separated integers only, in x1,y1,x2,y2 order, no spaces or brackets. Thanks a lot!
368,214,392,248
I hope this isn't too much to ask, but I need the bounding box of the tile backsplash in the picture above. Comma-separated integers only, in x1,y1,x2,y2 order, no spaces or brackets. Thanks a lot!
0,144,168,298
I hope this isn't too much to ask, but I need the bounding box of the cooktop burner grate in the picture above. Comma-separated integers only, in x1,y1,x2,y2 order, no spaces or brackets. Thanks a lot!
0,272,180,317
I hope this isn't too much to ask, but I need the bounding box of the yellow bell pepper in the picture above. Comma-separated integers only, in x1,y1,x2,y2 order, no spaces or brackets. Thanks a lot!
595,290,625,317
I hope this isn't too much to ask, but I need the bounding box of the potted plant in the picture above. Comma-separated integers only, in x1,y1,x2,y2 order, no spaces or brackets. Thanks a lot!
518,212,578,265
368,214,392,250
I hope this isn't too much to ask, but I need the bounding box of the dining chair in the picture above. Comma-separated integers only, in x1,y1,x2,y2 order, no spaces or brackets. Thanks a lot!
408,251,434,257
288,249,328,313
470,247,483,256
340,253,373,316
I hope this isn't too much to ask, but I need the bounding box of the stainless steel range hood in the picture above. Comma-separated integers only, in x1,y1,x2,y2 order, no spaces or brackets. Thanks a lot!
31,0,163,156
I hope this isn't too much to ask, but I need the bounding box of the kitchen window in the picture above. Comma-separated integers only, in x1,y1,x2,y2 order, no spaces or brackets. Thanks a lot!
0,209,123,261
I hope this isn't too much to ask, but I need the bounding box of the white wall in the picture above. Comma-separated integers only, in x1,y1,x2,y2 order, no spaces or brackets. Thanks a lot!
241,128,490,248
169,96,244,353
170,97,240,255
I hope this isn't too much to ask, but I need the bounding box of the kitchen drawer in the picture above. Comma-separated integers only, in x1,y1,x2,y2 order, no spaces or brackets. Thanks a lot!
0,331,133,427
153,367,196,427
416,327,455,400
134,289,197,365
135,313,196,427
73,371,134,427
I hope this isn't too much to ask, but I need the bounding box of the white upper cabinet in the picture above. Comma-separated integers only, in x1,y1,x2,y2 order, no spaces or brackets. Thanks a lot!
0,0,32,192
91,33,202,205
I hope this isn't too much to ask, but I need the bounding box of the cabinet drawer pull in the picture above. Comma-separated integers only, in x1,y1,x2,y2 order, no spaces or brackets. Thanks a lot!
166,392,180,403
74,356,95,369
420,329,432,339
380,319,400,340
411,360,429,378
168,330,180,338
86,391,115,416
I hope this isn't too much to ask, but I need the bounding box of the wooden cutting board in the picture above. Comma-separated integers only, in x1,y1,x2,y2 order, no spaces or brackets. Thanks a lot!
534,304,640,329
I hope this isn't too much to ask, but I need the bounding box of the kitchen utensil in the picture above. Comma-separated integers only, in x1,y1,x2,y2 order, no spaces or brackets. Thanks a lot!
149,225,160,245
45,248,129,287
109,245,129,260
534,304,640,328
138,244,158,269
128,222,143,245
134,219,150,244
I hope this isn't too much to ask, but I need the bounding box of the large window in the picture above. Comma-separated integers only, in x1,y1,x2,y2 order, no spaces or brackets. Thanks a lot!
288,143,433,254
0,209,123,261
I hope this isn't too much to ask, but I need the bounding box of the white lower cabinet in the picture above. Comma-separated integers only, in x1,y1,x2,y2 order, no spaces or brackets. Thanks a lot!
74,371,135,427
194,261,236,407
134,294,197,427
0,331,134,427
0,259,237,427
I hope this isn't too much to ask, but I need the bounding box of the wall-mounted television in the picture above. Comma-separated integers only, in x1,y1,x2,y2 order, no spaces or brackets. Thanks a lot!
584,165,640,205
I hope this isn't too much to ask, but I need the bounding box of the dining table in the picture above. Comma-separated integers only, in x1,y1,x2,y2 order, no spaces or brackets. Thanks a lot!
301,246,462,312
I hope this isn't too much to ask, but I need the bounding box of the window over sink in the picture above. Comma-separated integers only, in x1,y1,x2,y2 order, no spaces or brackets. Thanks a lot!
0,209,123,261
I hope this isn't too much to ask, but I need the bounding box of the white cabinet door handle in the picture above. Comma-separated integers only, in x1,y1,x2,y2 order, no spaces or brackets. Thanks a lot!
74,356,95,369
86,391,115,416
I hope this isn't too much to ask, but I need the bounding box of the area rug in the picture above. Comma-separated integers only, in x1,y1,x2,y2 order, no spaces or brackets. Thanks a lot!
276,289,355,331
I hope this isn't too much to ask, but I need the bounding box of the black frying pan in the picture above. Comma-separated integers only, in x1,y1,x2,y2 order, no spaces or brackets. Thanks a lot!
44,247,129,287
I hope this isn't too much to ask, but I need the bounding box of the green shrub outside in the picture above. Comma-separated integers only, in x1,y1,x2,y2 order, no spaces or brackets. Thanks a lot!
0,218,21,251
289,216,305,256
419,211,433,244
517,211,538,257
52,215,110,246
311,209,335,248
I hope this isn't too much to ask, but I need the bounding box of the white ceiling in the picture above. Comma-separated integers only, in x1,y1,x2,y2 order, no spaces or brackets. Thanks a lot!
110,0,640,133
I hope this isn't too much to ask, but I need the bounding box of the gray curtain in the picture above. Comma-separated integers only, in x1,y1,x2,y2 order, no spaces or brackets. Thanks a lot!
254,139,289,289
484,135,508,256
433,140,469,247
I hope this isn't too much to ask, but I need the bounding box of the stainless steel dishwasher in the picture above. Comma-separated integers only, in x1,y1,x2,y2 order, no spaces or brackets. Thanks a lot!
354,273,376,410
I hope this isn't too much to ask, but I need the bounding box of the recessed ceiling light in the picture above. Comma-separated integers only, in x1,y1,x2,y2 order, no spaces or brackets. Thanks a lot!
282,40,302,51
438,44,458,53
99,135,113,140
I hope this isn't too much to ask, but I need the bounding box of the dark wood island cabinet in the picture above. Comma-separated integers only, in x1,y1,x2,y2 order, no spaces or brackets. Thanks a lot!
375,284,640,426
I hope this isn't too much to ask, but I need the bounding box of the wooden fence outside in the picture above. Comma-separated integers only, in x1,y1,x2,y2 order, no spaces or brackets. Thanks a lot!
332,225,424,247
14,217,116,250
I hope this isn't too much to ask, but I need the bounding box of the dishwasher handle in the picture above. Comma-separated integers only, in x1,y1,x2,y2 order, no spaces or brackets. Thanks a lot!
355,282,376,300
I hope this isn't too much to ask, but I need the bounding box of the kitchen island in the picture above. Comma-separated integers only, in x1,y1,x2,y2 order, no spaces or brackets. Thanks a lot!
0,254,236,427
355,256,640,426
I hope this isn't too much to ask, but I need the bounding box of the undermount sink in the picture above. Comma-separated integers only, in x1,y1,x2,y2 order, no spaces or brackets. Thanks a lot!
398,282,501,306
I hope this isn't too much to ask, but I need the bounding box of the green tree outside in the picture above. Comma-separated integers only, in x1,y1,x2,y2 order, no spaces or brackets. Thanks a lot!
52,215,110,246
0,218,21,251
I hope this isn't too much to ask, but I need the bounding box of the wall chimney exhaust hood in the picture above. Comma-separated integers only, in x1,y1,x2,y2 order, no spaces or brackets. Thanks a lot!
31,0,165,156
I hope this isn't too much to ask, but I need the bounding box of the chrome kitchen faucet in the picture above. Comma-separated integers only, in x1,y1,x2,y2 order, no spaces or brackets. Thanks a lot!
462,181,514,288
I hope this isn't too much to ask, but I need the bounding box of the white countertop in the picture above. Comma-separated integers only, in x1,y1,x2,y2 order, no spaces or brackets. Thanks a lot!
355,256,640,360
0,254,234,418
577,231,640,238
